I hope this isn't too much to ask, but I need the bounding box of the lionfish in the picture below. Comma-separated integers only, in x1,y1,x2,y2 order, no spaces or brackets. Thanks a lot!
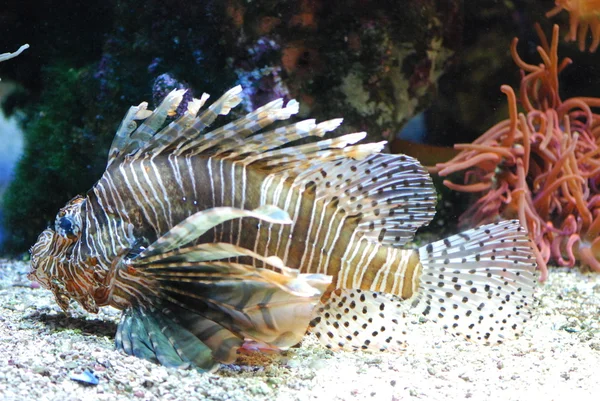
29,86,537,371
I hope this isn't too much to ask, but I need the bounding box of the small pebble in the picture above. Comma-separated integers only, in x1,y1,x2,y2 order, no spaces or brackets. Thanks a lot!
69,370,99,386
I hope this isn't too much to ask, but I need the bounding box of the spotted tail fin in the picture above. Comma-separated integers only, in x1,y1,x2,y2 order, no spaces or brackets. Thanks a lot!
412,220,538,344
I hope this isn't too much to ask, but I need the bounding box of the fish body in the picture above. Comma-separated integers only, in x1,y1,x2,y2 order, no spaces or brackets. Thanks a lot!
29,87,538,370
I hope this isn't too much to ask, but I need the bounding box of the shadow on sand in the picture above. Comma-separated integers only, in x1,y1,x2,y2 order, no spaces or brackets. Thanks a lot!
29,310,118,340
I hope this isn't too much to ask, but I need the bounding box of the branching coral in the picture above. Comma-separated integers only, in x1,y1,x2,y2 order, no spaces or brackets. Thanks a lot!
431,25,600,281
546,0,600,52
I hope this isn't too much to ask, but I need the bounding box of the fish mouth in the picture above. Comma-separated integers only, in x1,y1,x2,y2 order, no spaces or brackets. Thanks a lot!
28,255,51,290
29,258,101,313
29,228,80,312
28,255,71,311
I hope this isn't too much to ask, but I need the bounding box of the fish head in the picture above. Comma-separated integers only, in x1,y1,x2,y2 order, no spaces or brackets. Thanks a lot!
29,196,99,313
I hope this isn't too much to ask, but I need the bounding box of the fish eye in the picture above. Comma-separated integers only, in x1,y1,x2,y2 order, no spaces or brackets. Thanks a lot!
56,214,79,239
54,195,84,240
57,216,75,238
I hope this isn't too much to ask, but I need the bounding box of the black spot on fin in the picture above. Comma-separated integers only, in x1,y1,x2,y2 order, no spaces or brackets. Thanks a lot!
309,289,409,352
412,220,538,344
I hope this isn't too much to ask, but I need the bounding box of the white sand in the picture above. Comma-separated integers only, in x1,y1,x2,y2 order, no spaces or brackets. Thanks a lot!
0,259,598,401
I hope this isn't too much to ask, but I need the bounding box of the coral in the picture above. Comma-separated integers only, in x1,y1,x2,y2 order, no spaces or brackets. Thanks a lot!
223,0,461,140
233,37,290,112
431,25,600,281
0,44,29,64
546,0,600,52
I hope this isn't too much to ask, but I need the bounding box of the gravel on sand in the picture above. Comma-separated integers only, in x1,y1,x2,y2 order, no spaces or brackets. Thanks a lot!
0,259,598,401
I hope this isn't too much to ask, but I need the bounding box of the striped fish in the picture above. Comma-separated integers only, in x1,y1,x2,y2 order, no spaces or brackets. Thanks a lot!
28,86,538,371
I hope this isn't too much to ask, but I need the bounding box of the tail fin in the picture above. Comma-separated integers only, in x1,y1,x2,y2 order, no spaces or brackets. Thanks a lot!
412,220,538,344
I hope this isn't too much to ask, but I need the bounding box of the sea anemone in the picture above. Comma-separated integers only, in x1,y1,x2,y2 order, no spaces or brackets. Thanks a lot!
546,0,600,52
431,25,600,281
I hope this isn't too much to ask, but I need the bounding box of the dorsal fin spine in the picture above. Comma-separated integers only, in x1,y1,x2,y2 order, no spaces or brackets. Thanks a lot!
107,86,436,302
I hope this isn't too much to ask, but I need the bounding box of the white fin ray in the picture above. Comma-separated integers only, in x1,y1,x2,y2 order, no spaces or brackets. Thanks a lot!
176,98,299,156
106,86,377,180
218,118,343,157
144,93,211,155
112,92,214,163
130,89,187,147
214,119,318,157
173,86,243,150
411,220,538,344
255,141,386,177
188,93,210,115
142,108,202,156
108,102,149,166
176,97,284,155
241,132,367,167
292,153,437,247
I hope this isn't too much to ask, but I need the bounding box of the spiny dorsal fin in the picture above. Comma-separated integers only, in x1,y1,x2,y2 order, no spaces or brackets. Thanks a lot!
131,89,187,145
108,87,435,249
215,118,342,157
107,86,242,167
292,153,437,247
141,93,211,156
108,102,152,166
309,289,409,352
106,86,379,177
411,220,538,344
118,89,187,162
175,98,298,156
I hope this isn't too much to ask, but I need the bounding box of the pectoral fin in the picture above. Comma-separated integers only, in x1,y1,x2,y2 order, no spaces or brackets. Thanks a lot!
132,241,332,351
116,304,218,371
115,206,332,369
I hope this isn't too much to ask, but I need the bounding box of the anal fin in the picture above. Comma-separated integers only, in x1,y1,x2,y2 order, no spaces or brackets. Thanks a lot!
309,289,409,352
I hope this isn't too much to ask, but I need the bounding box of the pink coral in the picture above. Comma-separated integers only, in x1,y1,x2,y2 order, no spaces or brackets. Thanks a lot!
431,25,600,281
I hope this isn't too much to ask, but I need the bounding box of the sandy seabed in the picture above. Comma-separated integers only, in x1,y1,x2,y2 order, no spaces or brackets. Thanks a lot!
0,259,598,401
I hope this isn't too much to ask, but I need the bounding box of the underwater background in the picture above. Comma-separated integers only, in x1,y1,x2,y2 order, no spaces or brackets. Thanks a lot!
0,0,600,271
0,2,600,401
